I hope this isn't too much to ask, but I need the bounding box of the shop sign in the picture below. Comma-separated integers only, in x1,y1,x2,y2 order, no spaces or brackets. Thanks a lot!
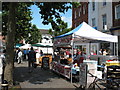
54,35,72,46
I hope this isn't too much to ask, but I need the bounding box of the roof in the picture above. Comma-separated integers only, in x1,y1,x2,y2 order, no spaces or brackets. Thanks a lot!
39,29,49,34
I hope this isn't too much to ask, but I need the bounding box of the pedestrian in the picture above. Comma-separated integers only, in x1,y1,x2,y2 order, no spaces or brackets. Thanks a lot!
103,49,108,56
99,49,103,55
40,49,43,56
14,48,19,62
23,49,27,60
17,49,23,64
28,47,36,72
36,50,40,65
26,48,30,60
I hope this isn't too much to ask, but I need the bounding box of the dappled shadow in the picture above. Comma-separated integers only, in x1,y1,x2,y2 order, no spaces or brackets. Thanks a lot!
13,62,61,85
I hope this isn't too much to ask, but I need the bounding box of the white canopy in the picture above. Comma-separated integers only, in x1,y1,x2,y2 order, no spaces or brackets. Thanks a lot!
74,22,118,42
55,22,118,43
19,44,37,49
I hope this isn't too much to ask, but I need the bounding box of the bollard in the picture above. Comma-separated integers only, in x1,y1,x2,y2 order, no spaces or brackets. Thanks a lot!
1,80,8,90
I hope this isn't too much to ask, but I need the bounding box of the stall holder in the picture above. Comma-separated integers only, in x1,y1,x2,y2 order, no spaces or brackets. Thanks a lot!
53,22,118,83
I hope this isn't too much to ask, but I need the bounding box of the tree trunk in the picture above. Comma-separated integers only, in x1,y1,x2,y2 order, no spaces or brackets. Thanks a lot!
4,2,16,86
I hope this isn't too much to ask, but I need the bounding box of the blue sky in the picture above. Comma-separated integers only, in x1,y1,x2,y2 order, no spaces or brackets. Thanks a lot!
30,5,72,29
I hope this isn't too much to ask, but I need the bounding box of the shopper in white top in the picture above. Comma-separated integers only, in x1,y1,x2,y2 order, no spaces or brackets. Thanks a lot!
36,50,40,64
17,49,23,64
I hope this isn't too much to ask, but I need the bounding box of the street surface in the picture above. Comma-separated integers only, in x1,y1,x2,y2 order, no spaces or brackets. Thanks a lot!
14,61,79,89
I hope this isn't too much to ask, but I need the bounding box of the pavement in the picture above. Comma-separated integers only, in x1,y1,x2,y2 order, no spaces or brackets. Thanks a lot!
13,61,79,89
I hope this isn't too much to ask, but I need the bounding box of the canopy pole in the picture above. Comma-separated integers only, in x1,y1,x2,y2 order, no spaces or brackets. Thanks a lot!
117,42,118,57
114,42,115,56
71,34,74,83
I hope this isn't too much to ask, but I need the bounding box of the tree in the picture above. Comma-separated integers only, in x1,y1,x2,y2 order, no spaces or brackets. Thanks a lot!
25,24,42,44
2,2,41,86
4,2,16,86
35,2,80,36
2,2,41,44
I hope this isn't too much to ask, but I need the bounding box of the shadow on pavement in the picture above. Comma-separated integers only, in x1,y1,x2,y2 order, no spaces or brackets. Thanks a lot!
13,65,61,85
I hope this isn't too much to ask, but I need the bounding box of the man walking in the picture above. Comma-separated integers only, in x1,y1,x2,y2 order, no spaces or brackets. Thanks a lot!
28,47,36,73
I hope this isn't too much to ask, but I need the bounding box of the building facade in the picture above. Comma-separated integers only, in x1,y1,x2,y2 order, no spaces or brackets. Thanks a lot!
72,2,88,29
110,2,120,57
72,1,118,55
40,29,53,44
88,1,113,32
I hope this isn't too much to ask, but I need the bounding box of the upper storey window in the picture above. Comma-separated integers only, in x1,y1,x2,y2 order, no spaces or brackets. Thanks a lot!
115,4,120,19
92,2,95,11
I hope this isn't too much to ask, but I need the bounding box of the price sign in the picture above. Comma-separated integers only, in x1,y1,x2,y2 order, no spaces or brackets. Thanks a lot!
42,57,49,69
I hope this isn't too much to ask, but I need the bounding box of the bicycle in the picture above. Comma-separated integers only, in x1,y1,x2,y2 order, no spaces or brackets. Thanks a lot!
88,72,102,90
88,72,120,90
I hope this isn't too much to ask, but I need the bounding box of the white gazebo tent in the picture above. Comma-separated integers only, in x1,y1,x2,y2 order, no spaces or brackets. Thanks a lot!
54,22,118,83
19,44,37,49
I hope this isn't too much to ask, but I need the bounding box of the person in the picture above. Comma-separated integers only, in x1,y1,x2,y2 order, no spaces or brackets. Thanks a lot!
14,48,19,62
17,49,23,64
1,49,6,81
23,49,27,60
28,47,36,72
73,51,86,66
36,50,40,65
103,49,108,56
26,48,30,60
65,49,71,58
99,49,103,55
40,49,43,56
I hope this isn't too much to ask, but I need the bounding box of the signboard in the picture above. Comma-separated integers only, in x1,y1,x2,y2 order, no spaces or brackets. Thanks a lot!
79,63,88,87
42,57,49,69
54,35,72,46
83,60,97,76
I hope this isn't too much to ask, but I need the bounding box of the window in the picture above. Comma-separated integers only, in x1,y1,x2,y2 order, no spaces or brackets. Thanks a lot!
92,18,96,27
102,14,107,29
115,5,120,19
83,5,86,14
103,0,106,6
92,2,95,11
79,8,81,16
75,10,76,19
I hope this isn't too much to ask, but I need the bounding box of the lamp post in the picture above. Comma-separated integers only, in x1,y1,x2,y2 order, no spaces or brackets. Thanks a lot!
110,28,120,59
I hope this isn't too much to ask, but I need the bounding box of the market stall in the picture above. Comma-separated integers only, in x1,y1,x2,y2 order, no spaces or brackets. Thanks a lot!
52,22,118,83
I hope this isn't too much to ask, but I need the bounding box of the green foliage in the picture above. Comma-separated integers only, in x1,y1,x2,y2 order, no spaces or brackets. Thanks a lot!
2,2,41,44
36,2,80,37
2,2,80,43
25,24,42,44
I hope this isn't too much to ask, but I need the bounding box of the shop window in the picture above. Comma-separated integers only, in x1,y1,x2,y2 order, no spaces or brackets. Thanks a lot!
115,4,120,19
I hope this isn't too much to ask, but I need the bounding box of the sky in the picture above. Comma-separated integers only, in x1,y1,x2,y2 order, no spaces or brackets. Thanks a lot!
30,5,72,29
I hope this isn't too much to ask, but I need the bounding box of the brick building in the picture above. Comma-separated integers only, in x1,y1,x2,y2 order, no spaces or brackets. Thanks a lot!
72,2,88,29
